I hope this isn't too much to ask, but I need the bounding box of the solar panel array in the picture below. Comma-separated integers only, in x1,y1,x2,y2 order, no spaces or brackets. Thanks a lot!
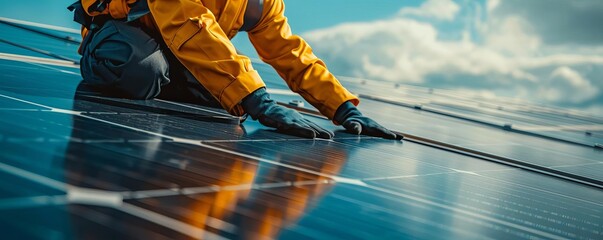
0,18,602,239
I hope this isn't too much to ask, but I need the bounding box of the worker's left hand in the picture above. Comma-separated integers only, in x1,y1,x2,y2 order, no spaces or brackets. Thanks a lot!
334,101,403,140
242,88,334,139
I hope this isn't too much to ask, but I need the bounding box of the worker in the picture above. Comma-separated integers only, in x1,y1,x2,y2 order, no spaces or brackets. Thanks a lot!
69,0,402,140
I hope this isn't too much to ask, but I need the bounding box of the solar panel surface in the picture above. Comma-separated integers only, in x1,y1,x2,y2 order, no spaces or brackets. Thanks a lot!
0,19,602,240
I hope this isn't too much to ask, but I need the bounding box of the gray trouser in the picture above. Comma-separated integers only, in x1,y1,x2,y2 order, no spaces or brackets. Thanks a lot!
79,20,220,107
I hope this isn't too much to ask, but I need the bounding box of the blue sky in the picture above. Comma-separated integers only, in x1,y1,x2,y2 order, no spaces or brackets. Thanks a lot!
1,0,602,116
0,0,421,31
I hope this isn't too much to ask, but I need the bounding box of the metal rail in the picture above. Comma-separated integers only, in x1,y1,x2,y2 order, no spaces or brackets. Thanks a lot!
0,38,79,64
400,132,603,190
358,94,600,149
0,17,81,44
278,101,603,190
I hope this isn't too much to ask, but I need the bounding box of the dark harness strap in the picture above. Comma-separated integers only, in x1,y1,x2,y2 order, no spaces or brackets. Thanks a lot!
68,0,150,30
127,0,150,22
240,0,264,32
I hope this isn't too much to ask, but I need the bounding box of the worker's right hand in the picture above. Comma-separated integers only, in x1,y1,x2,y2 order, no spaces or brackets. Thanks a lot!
334,101,404,140
241,88,334,139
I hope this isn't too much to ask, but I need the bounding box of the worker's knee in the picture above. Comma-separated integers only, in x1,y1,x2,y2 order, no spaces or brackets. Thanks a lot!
80,20,169,100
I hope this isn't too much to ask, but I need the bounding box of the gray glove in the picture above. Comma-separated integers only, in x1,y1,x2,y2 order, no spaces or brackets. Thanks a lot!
334,101,403,140
241,88,334,139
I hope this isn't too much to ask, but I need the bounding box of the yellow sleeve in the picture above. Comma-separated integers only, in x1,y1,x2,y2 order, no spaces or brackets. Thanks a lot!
147,0,265,116
247,0,359,119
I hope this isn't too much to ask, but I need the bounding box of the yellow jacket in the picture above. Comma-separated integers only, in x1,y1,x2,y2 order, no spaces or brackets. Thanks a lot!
80,0,359,118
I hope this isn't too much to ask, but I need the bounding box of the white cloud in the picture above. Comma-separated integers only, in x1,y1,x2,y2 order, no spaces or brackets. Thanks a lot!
484,15,541,56
303,0,603,115
398,0,460,21
516,55,603,69
537,66,598,103
304,18,538,83
489,0,603,46
486,0,500,13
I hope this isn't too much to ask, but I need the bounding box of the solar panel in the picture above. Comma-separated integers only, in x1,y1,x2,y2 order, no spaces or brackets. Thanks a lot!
0,18,602,239
331,75,603,147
